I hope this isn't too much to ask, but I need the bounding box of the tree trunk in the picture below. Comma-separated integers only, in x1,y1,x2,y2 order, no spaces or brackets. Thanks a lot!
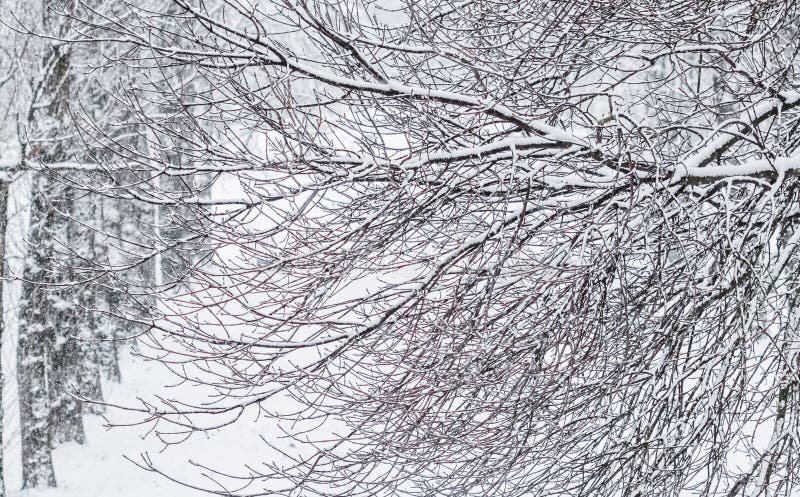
17,18,78,484
0,180,10,496
17,174,58,488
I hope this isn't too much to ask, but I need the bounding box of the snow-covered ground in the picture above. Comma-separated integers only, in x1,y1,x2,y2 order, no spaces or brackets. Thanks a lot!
10,349,294,497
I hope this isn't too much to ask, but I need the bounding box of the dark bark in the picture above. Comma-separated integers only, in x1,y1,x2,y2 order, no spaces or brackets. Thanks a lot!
17,175,58,489
0,180,9,497
17,17,78,484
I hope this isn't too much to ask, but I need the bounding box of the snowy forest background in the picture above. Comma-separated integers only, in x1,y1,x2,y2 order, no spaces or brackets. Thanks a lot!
1,1,800,496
